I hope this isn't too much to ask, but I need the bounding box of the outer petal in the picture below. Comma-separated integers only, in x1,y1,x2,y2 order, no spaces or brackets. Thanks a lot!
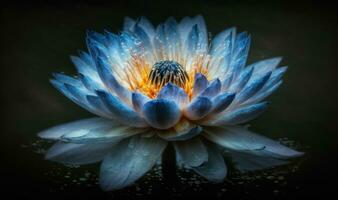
157,119,202,141
99,136,167,191
86,95,113,118
245,81,283,105
38,118,114,140
184,97,213,120
204,126,304,158
61,125,148,144
248,57,282,80
210,92,236,114
202,101,268,126
192,144,227,182
79,73,105,92
228,66,253,93
234,72,271,104
244,67,287,105
142,99,181,129
97,91,148,128
225,150,288,172
45,141,115,165
174,137,208,167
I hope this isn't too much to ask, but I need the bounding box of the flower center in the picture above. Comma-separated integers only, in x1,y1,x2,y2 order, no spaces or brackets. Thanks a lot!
148,60,189,88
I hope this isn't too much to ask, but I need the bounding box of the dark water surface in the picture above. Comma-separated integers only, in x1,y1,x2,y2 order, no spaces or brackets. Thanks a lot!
1,0,338,199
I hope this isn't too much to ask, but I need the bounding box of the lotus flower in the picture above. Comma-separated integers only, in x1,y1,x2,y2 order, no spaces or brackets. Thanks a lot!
38,16,303,191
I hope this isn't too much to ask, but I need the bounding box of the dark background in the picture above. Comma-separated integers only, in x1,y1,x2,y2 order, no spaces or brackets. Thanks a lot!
1,0,338,199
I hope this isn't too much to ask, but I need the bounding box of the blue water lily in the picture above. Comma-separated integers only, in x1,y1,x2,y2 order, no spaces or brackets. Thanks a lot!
38,16,303,191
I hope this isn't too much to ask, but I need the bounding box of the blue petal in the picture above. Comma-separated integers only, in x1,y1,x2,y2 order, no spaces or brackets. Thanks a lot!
174,137,208,167
46,141,115,165
235,71,271,104
192,144,227,183
204,126,304,159
209,28,235,77
62,125,147,144
246,81,283,105
157,83,188,106
123,16,136,31
185,24,199,53
79,73,104,92
38,117,111,140
228,32,251,79
226,150,288,172
51,79,108,117
142,99,181,129
192,73,209,96
137,16,156,39
99,136,167,191
78,51,96,70
132,92,150,113
52,73,82,87
265,66,287,87
184,97,212,120
248,57,282,80
133,24,153,52
96,56,131,104
228,66,253,93
211,92,236,114
70,55,99,81
221,74,233,90
97,91,147,128
203,102,268,126
210,27,235,56
199,78,221,98
157,119,202,141
86,95,113,118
